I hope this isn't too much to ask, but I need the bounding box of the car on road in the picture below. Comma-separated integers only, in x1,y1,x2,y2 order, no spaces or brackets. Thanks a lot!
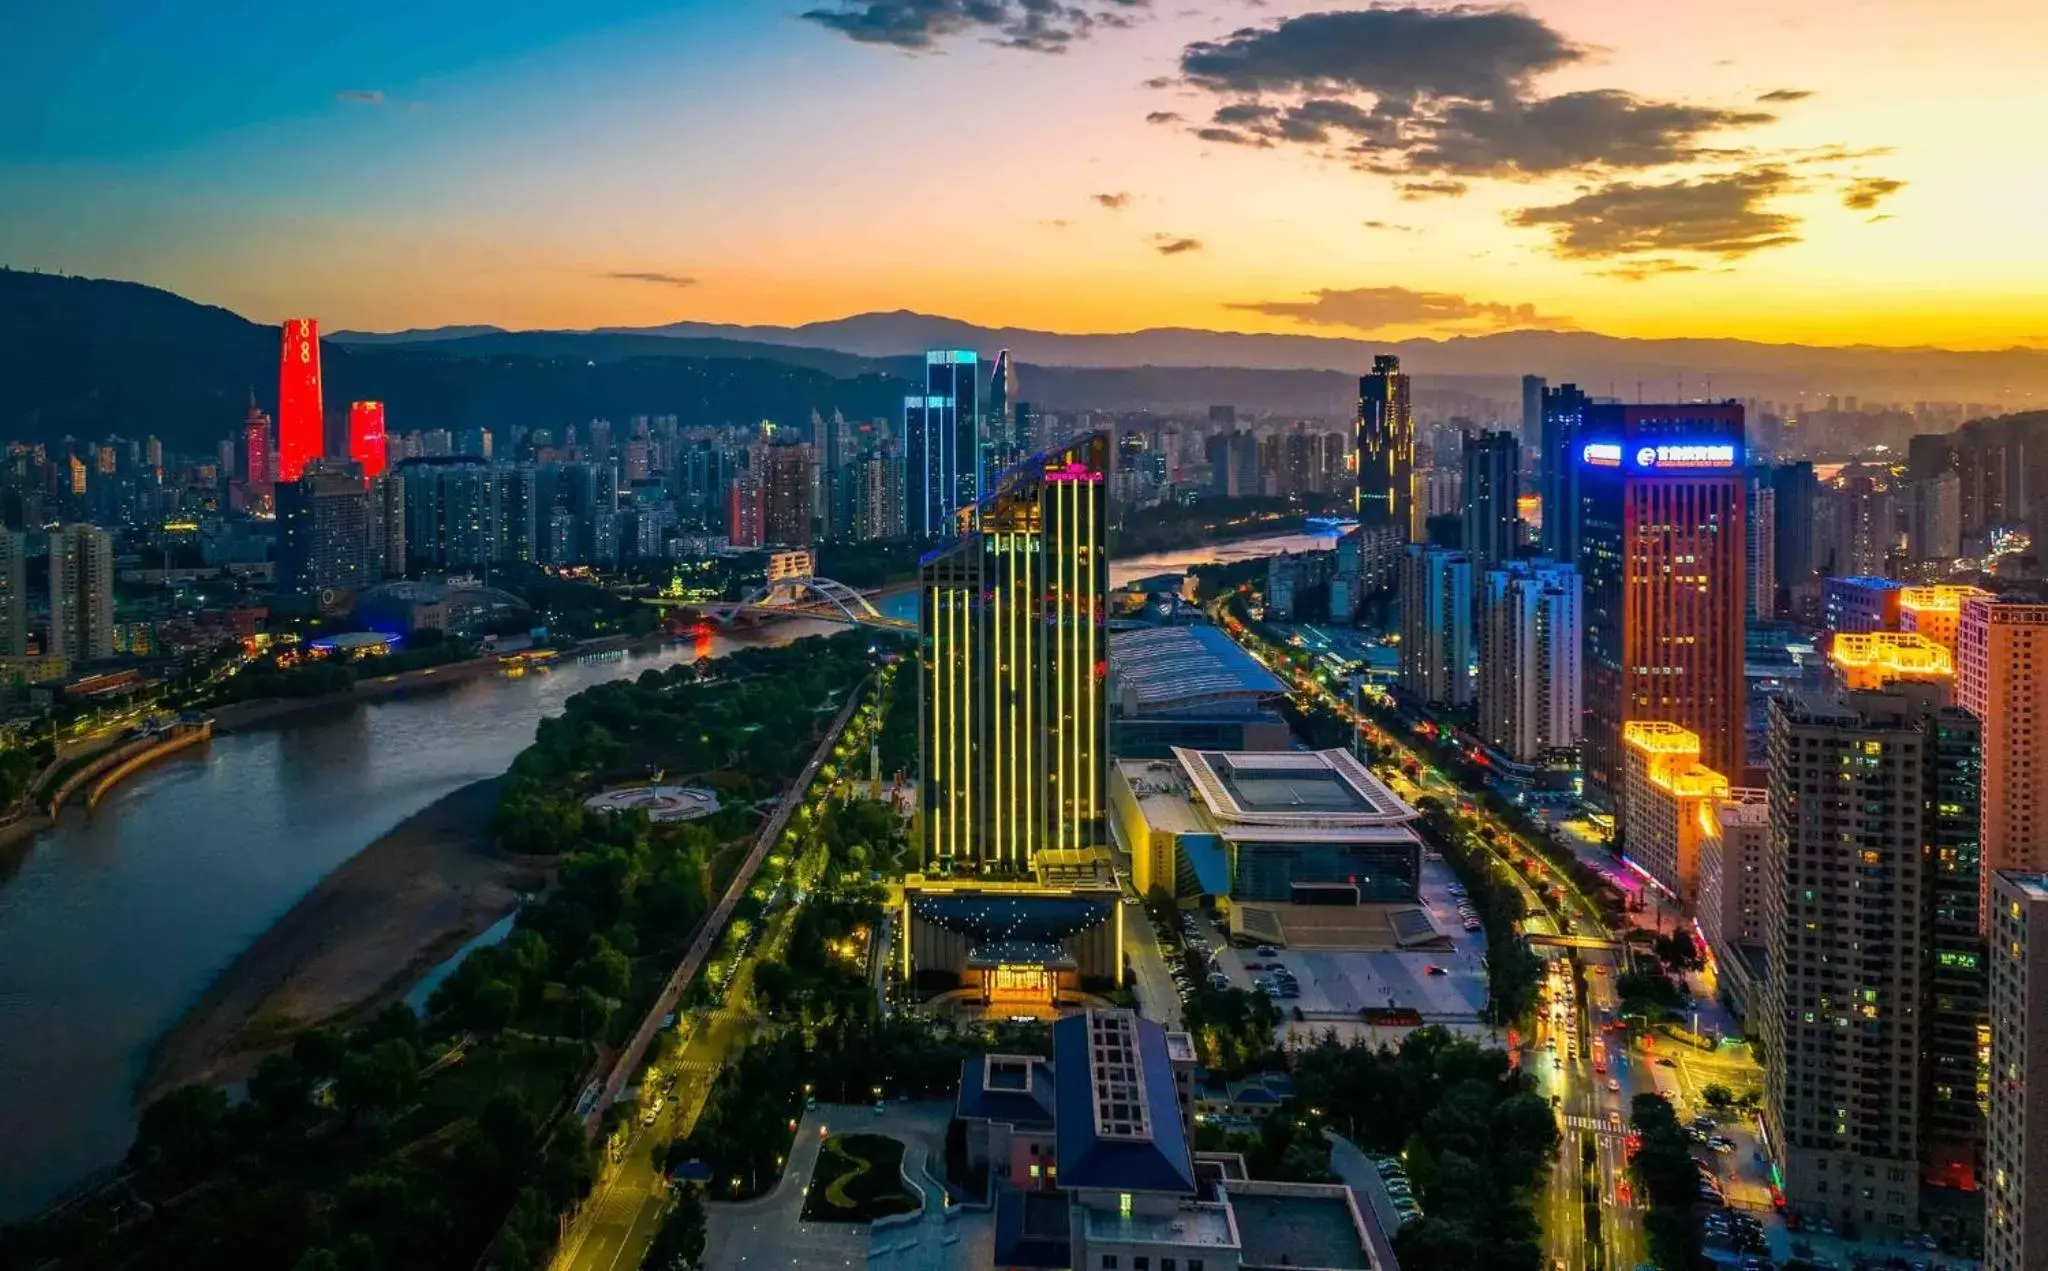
1426,965,1447,976
1709,1136,1737,1153
873,1100,886,1114
1606,1078,1620,1093
1256,945,1279,957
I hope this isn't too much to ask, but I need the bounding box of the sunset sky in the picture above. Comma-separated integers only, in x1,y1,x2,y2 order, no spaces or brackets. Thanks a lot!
3,0,2045,348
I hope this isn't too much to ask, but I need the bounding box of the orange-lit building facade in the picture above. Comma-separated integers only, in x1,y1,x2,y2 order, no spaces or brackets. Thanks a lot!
1898,584,1991,654
1828,631,1955,699
1619,721,1729,902
1958,595,2048,899
1578,404,1747,806
347,401,388,479
277,318,324,482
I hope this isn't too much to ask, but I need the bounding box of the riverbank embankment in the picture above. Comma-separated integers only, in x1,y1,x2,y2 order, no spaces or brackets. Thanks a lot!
139,775,520,1103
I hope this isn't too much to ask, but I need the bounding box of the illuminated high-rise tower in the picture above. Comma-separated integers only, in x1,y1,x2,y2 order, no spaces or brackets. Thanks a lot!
919,433,1108,876
348,401,388,479
243,391,274,496
277,319,324,482
905,349,982,537
1578,403,1747,806
1355,354,1413,536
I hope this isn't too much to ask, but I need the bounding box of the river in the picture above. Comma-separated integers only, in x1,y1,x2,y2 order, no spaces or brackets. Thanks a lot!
0,529,1332,1221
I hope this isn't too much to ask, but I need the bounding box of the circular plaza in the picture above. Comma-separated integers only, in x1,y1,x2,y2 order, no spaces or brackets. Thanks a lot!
582,784,721,823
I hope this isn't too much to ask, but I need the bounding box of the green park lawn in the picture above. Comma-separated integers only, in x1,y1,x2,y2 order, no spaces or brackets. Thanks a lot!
799,1133,920,1222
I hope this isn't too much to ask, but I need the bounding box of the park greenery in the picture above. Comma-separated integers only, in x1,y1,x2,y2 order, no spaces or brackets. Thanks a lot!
0,631,889,1271
1414,797,1543,1023
205,629,476,705
1630,1093,1709,1270
1196,1027,1559,1271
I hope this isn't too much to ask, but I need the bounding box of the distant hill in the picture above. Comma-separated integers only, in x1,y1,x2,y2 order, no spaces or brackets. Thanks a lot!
0,270,911,452
327,324,507,344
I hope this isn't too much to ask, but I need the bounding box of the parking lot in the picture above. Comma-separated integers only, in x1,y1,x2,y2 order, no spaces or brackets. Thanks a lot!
1149,857,1490,1025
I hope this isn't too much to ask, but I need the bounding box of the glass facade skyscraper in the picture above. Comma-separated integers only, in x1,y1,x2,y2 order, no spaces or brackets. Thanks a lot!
906,349,982,538
919,433,1108,876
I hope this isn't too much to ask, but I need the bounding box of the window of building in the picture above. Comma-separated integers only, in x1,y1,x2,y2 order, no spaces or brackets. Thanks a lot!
1102,1258,1117,1270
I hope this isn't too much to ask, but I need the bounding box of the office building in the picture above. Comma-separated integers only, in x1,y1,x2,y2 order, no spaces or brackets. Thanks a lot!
277,465,374,596
906,349,982,537
1461,429,1521,575
1207,430,1260,498
1619,722,1729,902
1772,461,1821,616
1825,576,1904,634
347,401,388,479
1987,871,2048,1271
1478,559,1581,765
48,523,114,663
1761,689,1983,1232
1898,585,1990,654
726,473,766,550
0,531,23,658
242,393,274,502
399,460,500,569
762,442,814,547
1577,403,1747,803
1356,355,1414,536
1958,595,2048,892
1397,545,1472,708
1538,382,1590,563
919,434,1108,876
276,318,323,482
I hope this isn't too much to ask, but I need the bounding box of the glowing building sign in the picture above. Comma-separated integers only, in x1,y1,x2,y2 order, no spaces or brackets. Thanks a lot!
1581,442,1622,466
1581,440,1737,471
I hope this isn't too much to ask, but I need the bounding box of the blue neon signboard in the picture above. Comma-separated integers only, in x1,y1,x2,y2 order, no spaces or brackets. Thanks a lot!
1580,439,1739,471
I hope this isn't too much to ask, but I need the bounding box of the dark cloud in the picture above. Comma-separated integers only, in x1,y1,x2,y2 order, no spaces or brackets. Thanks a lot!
1757,89,1814,103
1842,176,1904,210
1509,168,1801,259
1867,214,1894,224
1595,258,1702,282
800,0,1149,52
1362,220,1417,232
1164,7,1788,183
1195,126,1265,146
1384,91,1773,177
1093,191,1132,209
335,89,386,105
1179,6,1581,102
602,271,697,288
1398,179,1468,199
1150,234,1204,255
1145,110,1183,124
1226,284,1574,333
1043,218,1074,228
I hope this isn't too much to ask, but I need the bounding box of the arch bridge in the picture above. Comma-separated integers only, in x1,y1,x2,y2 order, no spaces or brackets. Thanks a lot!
680,575,913,630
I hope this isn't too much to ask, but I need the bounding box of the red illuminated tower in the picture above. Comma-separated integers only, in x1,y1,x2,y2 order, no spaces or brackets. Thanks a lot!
348,401,388,478
277,318,324,482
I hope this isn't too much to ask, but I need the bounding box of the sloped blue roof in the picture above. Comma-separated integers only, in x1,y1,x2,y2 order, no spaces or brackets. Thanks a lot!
1180,834,1233,897
1052,1013,1198,1195
957,1056,1058,1129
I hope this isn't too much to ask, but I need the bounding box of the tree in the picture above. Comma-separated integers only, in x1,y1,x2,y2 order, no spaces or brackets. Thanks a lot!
647,1186,707,1270
336,1038,419,1122
131,1084,229,1179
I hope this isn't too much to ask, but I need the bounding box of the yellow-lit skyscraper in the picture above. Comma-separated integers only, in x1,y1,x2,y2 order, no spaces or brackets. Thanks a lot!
919,433,1108,877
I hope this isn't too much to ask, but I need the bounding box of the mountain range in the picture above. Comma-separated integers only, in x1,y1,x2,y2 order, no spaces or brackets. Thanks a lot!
6,266,2045,454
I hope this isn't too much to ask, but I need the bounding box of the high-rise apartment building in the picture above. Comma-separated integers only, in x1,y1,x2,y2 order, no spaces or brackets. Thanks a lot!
1987,871,2048,1270
1957,595,2048,894
762,442,815,547
1461,430,1521,576
1397,545,1472,709
369,473,406,578
1746,469,1777,618
919,434,1108,875
0,531,25,657
1697,791,1769,982
1206,430,1260,499
48,523,114,663
277,465,374,595
906,349,982,538
348,401,388,479
276,318,323,482
243,393,274,501
726,473,766,550
1520,374,1545,459
1477,559,1580,764
1904,473,1962,562
1577,403,1747,805
1356,355,1414,536
1762,688,1983,1232
1772,461,1821,611
1538,383,1590,563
